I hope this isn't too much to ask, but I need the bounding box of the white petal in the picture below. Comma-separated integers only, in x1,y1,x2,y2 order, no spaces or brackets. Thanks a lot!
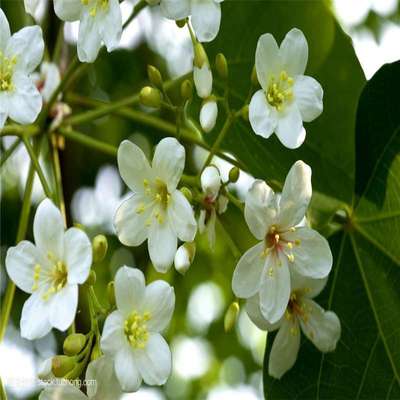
115,266,145,316
77,10,102,63
299,299,341,352
0,9,11,50
160,0,190,20
49,284,78,331
152,137,185,192
244,180,277,240
99,0,122,52
39,385,87,400
20,292,51,340
278,160,312,229
191,0,221,42
114,346,142,392
290,271,328,299
249,90,278,138
148,220,177,273
8,73,42,125
245,295,282,331
232,242,265,299
0,110,7,129
275,105,305,149
135,333,172,385
200,100,218,132
259,254,290,323
6,26,44,73
293,75,323,122
117,140,152,193
168,190,197,242
114,194,151,247
24,0,40,17
95,164,122,199
284,227,333,278
201,165,221,199
280,28,308,76
33,199,64,259
268,318,300,379
64,228,92,285
193,65,212,98
101,311,126,356
53,0,83,21
40,62,61,102
255,33,281,90
142,281,175,333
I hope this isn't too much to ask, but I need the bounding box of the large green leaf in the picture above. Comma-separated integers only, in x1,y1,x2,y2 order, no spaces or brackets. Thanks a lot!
206,0,365,203
262,62,400,398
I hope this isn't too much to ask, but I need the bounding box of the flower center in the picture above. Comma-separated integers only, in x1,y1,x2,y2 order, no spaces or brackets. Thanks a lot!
266,71,294,111
263,225,300,264
81,0,109,17
0,52,16,92
285,291,313,336
124,311,151,349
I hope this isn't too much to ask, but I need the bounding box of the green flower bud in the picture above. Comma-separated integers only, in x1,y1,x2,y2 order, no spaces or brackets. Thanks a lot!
224,301,240,332
180,186,193,202
176,18,187,28
107,281,116,307
229,167,240,183
51,355,76,378
194,42,209,68
251,65,259,86
180,79,193,102
147,65,163,89
85,270,96,286
92,234,108,263
63,333,86,356
140,86,162,108
215,53,228,80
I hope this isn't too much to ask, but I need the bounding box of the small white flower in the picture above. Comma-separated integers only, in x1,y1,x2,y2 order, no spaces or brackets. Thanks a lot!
114,138,197,272
0,9,44,128
174,242,195,274
201,165,221,201
200,100,218,132
249,28,323,149
32,62,61,103
246,273,341,379
194,63,212,99
100,266,175,392
5,198,92,340
53,0,122,63
160,0,224,42
232,161,332,324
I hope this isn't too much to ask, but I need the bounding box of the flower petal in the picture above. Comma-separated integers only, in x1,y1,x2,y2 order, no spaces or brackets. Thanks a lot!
255,33,280,90
100,311,126,356
148,220,177,273
191,0,221,42
99,0,122,52
64,228,92,285
245,295,282,331
200,100,218,132
115,266,145,316
0,9,11,50
280,28,308,76
135,333,172,385
290,271,328,299
168,190,197,242
142,281,175,333
152,137,185,192
293,75,323,122
275,105,305,149
114,346,142,392
193,64,213,98
39,385,87,400
117,140,152,193
278,160,312,229
33,199,64,259
77,10,102,63
299,299,341,352
53,0,83,21
49,284,78,331
232,242,265,299
268,317,300,379
249,90,278,139
259,254,291,323
160,0,190,20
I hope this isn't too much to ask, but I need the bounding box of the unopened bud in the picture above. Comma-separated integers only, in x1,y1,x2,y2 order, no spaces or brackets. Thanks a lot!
147,65,163,89
180,186,193,202
107,281,116,307
176,18,187,28
200,100,218,133
92,234,108,263
51,355,76,378
63,333,86,356
251,65,259,86
215,53,228,80
229,167,240,183
174,242,196,274
85,270,96,286
180,79,193,102
224,301,240,332
241,104,249,121
201,165,221,198
194,42,209,68
140,86,162,108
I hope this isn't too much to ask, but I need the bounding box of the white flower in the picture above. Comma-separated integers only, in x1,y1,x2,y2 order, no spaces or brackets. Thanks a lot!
39,356,122,399
201,165,221,200
0,9,44,129
100,266,175,391
174,242,195,274
53,0,122,63
232,161,332,324
5,198,92,340
160,0,224,42
194,63,212,98
114,138,197,272
246,273,341,379
249,28,323,149
32,62,61,102
200,100,218,132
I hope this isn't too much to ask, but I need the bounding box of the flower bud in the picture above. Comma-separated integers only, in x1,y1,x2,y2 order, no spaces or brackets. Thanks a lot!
194,42,209,68
200,100,218,133
107,281,116,307
194,65,212,99
51,355,76,378
229,167,240,183
63,333,86,356
176,18,187,28
174,242,196,274
85,270,96,286
201,165,221,198
180,79,193,102
147,65,163,89
224,301,240,332
215,53,228,80
92,234,108,263
180,186,193,202
251,65,259,86
140,86,162,108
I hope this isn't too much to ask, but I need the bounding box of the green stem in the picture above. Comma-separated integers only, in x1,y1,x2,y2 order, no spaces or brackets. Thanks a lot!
123,0,147,29
0,375,6,400
0,124,39,137
225,190,244,212
0,138,21,167
89,287,107,315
